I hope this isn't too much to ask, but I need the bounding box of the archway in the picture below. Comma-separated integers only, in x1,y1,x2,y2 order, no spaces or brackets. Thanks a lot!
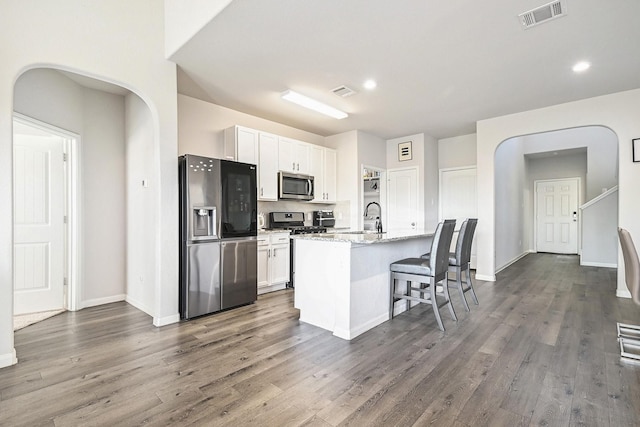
11,68,159,340
493,126,618,273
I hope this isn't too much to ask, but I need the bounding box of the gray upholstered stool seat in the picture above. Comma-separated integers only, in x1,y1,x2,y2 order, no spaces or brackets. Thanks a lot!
389,219,457,331
390,258,433,275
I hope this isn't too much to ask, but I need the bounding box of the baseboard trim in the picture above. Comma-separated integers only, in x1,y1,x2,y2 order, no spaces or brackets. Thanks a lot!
617,289,632,299
580,261,617,268
475,274,496,282
153,314,180,327
125,295,154,317
81,294,126,309
496,251,532,274
0,348,17,368
333,312,389,341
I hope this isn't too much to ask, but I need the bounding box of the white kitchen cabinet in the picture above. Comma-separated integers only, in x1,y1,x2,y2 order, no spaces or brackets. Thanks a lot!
323,148,337,202
279,137,310,174
224,125,258,164
257,132,278,201
257,232,290,294
309,146,337,203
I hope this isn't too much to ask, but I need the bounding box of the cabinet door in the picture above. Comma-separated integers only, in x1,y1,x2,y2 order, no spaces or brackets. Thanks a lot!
323,148,337,202
257,242,270,289
270,244,290,285
278,137,296,172
258,132,278,200
294,142,310,174
225,126,258,163
309,145,324,202
237,127,259,164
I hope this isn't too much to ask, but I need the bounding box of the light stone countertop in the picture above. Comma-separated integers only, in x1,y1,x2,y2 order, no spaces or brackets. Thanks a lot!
291,229,434,244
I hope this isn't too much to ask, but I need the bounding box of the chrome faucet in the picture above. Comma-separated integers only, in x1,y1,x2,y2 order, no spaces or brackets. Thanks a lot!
364,201,383,233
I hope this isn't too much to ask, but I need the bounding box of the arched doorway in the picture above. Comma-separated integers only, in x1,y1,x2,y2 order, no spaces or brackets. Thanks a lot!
12,68,158,333
493,126,618,273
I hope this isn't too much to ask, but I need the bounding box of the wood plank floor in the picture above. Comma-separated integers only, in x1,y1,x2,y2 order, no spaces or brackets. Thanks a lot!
2,253,640,426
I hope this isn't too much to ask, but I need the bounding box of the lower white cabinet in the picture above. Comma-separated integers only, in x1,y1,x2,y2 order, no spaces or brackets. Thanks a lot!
257,232,290,294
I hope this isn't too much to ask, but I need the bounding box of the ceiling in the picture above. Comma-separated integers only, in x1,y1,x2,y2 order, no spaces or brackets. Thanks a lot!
171,0,640,140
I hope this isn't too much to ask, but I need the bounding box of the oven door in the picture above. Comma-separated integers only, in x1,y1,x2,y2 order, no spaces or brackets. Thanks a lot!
279,172,314,201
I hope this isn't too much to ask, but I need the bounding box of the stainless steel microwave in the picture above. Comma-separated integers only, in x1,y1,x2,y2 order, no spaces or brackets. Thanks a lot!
278,171,314,201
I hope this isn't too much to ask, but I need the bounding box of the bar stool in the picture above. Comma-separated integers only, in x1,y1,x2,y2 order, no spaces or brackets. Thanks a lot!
389,219,456,331
422,218,479,312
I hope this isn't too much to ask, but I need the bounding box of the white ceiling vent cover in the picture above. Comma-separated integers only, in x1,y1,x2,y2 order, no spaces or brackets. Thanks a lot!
332,85,357,98
518,1,566,29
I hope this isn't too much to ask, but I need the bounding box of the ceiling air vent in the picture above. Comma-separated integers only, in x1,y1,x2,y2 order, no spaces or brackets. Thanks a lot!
518,0,566,29
332,85,357,98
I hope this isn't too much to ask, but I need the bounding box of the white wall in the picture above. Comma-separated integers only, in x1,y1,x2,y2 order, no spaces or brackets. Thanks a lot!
14,69,127,307
178,94,325,158
581,190,618,267
522,126,618,200
125,93,157,314
494,137,527,270
476,88,640,300
1,0,178,368
80,89,127,304
438,133,477,169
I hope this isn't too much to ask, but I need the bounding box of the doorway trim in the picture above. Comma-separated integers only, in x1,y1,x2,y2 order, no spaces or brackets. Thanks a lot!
13,113,81,311
533,177,581,255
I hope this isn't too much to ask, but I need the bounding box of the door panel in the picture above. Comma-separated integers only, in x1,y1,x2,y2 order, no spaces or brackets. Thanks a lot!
14,133,65,314
387,168,418,232
221,239,257,309
536,178,579,254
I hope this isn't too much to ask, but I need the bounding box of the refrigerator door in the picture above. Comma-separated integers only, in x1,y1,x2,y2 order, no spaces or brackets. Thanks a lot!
182,241,221,319
220,160,257,238
221,238,257,309
182,155,221,241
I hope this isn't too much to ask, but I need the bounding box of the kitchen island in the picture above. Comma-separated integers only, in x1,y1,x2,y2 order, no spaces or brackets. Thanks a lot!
292,230,434,340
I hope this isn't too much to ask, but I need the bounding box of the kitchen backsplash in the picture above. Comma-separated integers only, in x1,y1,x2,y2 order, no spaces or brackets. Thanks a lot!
258,200,349,228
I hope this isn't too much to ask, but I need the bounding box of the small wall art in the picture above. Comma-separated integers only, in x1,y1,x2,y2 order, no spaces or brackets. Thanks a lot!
398,141,412,161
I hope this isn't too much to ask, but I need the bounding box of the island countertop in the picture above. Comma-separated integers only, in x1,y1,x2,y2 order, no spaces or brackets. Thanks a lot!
291,229,435,244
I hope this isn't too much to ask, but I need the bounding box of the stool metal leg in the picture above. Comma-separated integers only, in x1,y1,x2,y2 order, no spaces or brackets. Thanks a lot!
429,278,445,331
453,268,470,312
442,276,457,320
465,265,479,305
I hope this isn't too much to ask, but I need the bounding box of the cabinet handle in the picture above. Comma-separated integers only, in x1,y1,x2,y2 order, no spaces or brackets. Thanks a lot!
260,187,264,196
268,249,271,258
296,163,300,171
292,162,295,170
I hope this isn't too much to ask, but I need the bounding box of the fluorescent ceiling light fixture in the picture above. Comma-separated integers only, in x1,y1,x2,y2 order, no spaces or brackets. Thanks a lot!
281,90,348,119
572,61,591,73
363,79,377,90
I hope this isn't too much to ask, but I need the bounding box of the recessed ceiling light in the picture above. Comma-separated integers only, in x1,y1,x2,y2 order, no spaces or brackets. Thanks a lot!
281,90,348,119
572,61,591,73
363,79,377,90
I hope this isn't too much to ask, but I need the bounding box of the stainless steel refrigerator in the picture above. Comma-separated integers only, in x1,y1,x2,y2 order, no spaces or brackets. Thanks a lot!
179,155,258,319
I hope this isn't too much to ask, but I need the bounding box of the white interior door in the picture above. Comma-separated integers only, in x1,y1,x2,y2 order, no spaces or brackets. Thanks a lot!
387,167,418,232
13,131,66,314
535,178,579,254
440,167,477,267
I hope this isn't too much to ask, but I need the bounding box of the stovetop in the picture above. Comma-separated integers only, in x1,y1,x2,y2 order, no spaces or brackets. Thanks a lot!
268,211,327,234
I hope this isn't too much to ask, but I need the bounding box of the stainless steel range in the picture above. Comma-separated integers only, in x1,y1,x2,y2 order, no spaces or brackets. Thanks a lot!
267,212,327,234
267,212,328,287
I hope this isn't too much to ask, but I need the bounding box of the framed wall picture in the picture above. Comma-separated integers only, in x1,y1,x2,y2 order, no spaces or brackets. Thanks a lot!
398,141,412,161
634,138,640,162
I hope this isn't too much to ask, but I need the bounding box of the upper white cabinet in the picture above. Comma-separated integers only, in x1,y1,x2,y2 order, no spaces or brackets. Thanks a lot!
309,146,337,203
224,125,258,164
279,137,310,174
225,126,278,201
257,132,278,201
323,148,337,202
